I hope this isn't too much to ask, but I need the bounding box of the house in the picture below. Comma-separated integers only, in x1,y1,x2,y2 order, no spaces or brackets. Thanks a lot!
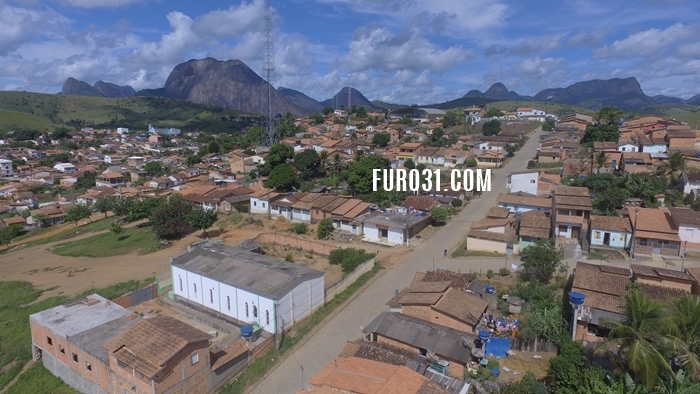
617,142,639,153
667,131,696,149
53,163,76,173
640,135,668,154
631,264,694,294
148,177,174,189
361,212,431,246
518,210,551,250
312,195,351,222
127,156,145,168
669,207,700,253
302,356,453,394
517,107,547,121
592,142,619,153
397,142,422,163
403,196,439,213
590,215,632,250
471,217,515,234
476,150,504,168
496,193,552,214
0,159,14,177
679,172,700,195
270,193,308,221
466,230,519,255
362,312,476,379
536,149,565,163
506,170,539,195
27,204,75,227
171,243,325,334
552,186,592,244
289,193,323,222
95,172,126,188
629,207,681,258
571,262,630,341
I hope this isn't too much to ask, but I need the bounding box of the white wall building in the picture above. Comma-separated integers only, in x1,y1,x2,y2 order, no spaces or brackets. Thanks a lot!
171,244,325,334
506,171,539,195
53,163,76,173
0,159,13,177
517,108,547,120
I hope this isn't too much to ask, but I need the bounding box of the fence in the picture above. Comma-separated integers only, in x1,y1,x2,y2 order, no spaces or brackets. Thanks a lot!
510,338,558,353
112,283,157,308
252,233,339,255
324,258,375,302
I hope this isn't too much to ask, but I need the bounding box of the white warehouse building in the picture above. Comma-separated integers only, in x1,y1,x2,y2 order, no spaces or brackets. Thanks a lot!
171,244,324,335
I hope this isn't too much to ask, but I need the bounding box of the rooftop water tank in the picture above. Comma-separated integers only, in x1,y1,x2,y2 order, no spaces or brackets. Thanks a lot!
568,291,586,306
241,326,254,339
479,330,490,341
485,285,495,294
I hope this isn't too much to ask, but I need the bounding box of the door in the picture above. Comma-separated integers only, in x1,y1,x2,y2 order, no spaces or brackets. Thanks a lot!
572,227,580,240
652,240,662,254
506,244,514,255
603,233,610,246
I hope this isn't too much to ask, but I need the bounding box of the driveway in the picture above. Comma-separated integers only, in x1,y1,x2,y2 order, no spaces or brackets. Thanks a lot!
250,128,545,393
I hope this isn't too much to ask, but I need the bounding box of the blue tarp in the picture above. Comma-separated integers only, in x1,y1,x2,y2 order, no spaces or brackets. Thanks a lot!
485,338,511,358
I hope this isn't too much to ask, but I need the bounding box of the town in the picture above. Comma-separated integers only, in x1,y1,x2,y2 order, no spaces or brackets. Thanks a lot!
2,100,700,394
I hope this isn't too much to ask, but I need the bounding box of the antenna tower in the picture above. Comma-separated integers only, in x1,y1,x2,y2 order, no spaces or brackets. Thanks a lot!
347,70,351,122
261,0,277,146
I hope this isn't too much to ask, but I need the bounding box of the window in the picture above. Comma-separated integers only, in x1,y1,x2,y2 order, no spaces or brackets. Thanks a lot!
59,344,65,354
125,390,130,394
639,239,648,246
245,302,249,317
193,283,197,295
686,229,694,238
179,277,183,292
315,209,319,215
621,147,626,152
559,225,568,233
262,203,266,208
47,337,53,346
530,180,536,183
594,231,601,239
227,296,231,311
191,352,199,365
253,305,258,318
72,353,78,363
254,201,257,207
266,310,270,325
210,289,213,304
86,361,92,371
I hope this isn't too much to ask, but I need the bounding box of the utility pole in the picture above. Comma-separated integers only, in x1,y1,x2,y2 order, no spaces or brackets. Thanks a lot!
261,0,277,146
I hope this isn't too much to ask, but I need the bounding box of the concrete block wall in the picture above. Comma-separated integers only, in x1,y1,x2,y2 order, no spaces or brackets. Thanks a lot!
252,233,339,255
42,352,108,394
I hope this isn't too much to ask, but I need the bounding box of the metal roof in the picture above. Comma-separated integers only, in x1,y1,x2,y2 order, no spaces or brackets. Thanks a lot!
362,312,475,363
171,244,324,300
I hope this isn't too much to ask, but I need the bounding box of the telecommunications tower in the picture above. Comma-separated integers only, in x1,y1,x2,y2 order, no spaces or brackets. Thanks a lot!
347,70,351,122
261,0,277,146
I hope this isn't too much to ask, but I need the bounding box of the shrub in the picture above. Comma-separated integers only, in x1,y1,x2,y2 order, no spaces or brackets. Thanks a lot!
234,204,249,213
499,267,510,276
285,253,294,262
527,160,536,168
288,223,308,235
466,158,477,167
238,216,263,228
451,198,462,208
328,248,376,273
486,269,495,279
317,218,334,239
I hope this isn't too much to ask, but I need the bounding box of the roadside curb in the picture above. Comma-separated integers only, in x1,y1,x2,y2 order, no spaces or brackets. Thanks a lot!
243,267,386,394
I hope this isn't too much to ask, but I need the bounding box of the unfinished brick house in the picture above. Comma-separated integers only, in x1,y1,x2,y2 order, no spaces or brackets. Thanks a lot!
629,207,681,258
552,186,592,248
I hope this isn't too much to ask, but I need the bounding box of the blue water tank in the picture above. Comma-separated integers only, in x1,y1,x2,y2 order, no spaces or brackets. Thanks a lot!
479,330,490,341
485,285,495,294
568,291,586,306
241,326,254,338
491,368,501,378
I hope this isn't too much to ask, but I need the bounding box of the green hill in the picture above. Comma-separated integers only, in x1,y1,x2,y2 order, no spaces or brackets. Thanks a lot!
0,91,255,134
637,104,700,128
482,100,595,117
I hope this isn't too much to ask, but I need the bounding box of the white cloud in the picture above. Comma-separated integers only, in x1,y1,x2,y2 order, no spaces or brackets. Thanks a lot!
594,23,697,58
60,0,147,8
0,4,69,56
568,28,612,47
193,0,266,38
344,27,470,73
515,56,567,76
508,34,563,55
126,11,201,66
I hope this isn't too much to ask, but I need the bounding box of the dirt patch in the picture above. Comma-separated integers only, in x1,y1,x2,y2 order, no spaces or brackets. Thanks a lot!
1,360,17,374
496,351,554,383
375,245,411,268
260,243,343,289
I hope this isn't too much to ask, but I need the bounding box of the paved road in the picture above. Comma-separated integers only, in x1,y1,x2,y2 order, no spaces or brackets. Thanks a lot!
250,128,545,393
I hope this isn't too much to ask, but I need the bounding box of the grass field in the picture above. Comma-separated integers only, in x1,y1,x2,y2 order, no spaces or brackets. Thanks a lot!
0,278,153,392
0,109,54,131
52,227,159,257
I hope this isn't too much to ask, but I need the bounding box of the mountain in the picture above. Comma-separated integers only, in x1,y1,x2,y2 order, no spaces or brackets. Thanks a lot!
371,100,402,111
321,87,382,111
423,96,500,110
278,87,323,114
534,77,656,111
158,58,302,117
463,83,523,100
61,78,135,98
686,94,700,105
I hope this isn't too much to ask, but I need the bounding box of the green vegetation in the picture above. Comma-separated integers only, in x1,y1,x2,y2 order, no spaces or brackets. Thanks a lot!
431,206,448,224
520,239,563,283
52,227,159,257
0,278,152,392
288,223,308,235
316,218,334,239
221,264,384,394
328,248,375,273
4,362,80,394
527,161,563,169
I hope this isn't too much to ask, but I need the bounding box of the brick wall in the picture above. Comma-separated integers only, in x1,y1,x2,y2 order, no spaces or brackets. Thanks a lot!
252,233,339,255
669,138,695,149
112,283,157,309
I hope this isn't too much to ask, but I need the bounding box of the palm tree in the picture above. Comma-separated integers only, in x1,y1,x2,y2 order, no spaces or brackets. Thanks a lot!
657,151,686,182
594,151,609,173
51,185,64,197
597,290,674,389
668,294,700,381
354,150,364,162
625,174,656,200
319,150,329,175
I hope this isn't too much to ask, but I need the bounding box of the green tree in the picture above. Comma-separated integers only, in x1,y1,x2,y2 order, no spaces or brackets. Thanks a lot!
347,155,391,194
294,149,321,181
150,194,192,239
127,197,163,222
598,106,624,126
404,159,416,170
66,204,92,226
657,151,686,182
355,106,367,118
75,171,96,190
110,222,124,235
372,132,390,147
442,110,461,128
0,225,22,249
485,108,504,118
594,151,608,172
466,158,477,167
482,119,501,136
113,197,135,217
185,155,201,167
94,195,117,218
310,113,325,125
188,208,218,237
520,239,562,283
431,207,448,224
542,119,556,132
260,143,294,175
668,294,700,381
593,187,629,215
50,127,71,140
144,161,167,177
598,290,674,389
322,107,334,116
582,123,620,144
317,218,334,239
501,372,548,394
265,163,297,191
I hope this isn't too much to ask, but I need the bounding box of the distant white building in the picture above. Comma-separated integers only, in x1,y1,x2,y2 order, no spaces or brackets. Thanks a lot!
149,124,181,135
116,127,129,135
0,159,13,177
517,108,547,121
53,163,76,173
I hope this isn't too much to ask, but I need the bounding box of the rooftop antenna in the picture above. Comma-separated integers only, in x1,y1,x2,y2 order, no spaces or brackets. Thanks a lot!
261,0,277,146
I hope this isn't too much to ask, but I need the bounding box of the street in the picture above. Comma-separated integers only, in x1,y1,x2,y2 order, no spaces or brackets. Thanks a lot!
250,128,545,393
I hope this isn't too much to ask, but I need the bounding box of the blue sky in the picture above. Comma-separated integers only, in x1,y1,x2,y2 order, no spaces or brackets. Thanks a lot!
1,0,700,104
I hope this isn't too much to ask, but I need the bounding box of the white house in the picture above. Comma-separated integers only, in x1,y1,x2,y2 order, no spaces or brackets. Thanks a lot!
249,188,281,215
0,159,13,177
680,172,700,195
506,171,539,195
617,143,638,153
117,127,129,134
517,107,547,121
53,163,76,173
496,194,552,214
171,244,324,334
361,212,431,246
670,208,700,253
589,215,632,250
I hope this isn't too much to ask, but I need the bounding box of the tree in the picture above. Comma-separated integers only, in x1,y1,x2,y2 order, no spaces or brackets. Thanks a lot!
668,294,700,381
144,161,167,177
265,163,297,191
317,218,334,239
355,106,367,118
485,108,504,118
520,239,562,282
542,119,556,132
188,208,218,237
185,155,201,167
593,187,629,215
451,198,462,208
294,149,321,181
322,107,334,116
466,158,477,167
598,106,624,126
319,150,329,174
431,207,448,224
372,132,390,147
94,196,117,218
598,290,674,389
110,222,124,235
113,197,134,217
506,145,517,157
310,113,325,125
348,155,391,194
482,119,501,136
593,151,608,172
127,197,163,222
657,151,686,182
75,171,96,190
582,123,620,145
150,194,192,239
50,127,71,140
0,225,22,250
66,204,92,226
260,143,294,175
404,159,415,170
442,110,461,128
